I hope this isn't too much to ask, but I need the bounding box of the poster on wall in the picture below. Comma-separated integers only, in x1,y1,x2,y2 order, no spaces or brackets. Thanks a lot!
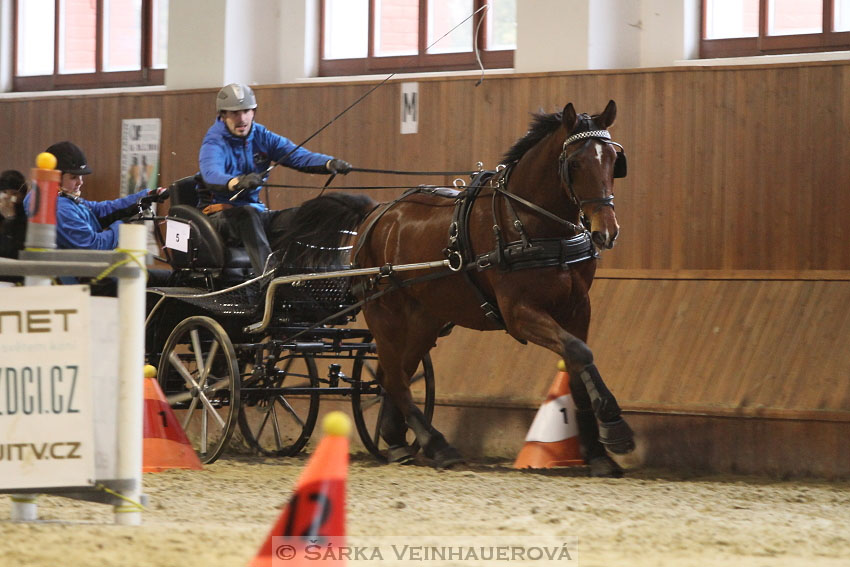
120,118,163,261
120,118,161,197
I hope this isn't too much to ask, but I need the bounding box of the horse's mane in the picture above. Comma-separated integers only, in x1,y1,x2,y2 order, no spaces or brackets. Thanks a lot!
501,109,601,164
501,111,563,164
275,193,376,269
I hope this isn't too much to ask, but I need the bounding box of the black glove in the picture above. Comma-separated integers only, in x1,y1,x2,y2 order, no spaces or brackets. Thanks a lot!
233,172,265,191
326,158,352,174
98,203,140,228
149,186,170,202
140,186,170,206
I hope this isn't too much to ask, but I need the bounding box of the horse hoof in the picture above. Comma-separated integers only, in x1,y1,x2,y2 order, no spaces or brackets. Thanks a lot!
433,447,466,469
598,418,635,455
588,455,624,478
386,444,415,465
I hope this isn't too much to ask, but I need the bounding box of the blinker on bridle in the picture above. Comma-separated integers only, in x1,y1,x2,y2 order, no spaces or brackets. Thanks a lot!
559,128,627,211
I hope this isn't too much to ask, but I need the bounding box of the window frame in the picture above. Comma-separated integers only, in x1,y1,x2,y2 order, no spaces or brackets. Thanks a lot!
319,0,514,77
701,0,850,58
12,0,164,92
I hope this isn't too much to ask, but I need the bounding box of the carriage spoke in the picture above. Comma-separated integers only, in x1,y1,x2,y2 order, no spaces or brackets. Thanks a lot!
198,340,221,390
255,405,274,440
360,395,381,411
372,400,386,448
182,396,200,430
168,351,201,391
270,403,284,451
278,396,306,428
166,350,228,429
201,407,208,454
196,392,227,429
190,329,205,377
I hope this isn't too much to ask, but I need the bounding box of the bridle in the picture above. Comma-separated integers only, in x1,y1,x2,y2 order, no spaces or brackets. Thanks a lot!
558,128,626,213
489,124,627,237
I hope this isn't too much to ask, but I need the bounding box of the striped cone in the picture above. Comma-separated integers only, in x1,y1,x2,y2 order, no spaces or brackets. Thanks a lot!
249,411,350,567
142,365,203,473
514,362,584,469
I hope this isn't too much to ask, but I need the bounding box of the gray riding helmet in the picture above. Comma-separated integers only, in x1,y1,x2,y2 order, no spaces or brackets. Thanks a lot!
216,83,258,112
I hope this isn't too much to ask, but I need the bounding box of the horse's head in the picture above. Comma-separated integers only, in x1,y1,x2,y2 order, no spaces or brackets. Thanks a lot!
559,100,625,250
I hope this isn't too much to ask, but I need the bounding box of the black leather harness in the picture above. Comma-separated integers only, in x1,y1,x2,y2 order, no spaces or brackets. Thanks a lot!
351,118,625,330
442,169,597,328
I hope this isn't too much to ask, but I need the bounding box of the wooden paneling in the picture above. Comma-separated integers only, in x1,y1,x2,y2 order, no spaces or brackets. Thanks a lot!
2,61,849,474
3,62,849,271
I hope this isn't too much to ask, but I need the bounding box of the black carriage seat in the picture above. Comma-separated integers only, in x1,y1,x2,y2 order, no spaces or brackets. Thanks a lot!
163,176,253,279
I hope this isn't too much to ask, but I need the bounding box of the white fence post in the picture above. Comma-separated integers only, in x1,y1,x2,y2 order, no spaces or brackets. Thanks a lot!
114,224,147,525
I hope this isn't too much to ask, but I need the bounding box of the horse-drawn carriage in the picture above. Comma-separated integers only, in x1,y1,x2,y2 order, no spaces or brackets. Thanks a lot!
143,178,437,464
142,100,635,476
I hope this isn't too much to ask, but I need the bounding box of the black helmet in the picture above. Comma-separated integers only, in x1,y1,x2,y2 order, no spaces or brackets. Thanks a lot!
45,141,93,175
0,170,27,194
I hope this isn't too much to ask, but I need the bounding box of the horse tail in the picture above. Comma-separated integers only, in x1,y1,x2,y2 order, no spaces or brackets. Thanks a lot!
273,192,377,269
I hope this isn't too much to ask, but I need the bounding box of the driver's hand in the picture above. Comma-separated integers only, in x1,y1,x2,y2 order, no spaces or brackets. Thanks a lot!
232,172,265,191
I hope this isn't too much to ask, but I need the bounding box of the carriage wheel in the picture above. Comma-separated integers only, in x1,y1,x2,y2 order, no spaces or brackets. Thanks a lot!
158,316,240,464
350,352,436,462
237,354,320,457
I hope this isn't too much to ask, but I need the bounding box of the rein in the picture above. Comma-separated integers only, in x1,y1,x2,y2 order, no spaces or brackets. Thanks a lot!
350,166,479,176
489,166,586,235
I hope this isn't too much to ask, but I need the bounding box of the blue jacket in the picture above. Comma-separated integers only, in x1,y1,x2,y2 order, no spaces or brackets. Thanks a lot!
24,189,149,250
198,119,333,211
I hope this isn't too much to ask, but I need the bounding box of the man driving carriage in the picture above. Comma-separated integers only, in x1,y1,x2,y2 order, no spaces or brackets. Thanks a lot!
197,83,354,276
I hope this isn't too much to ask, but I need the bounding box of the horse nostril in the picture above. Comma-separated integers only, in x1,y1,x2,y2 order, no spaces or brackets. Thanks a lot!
591,231,606,247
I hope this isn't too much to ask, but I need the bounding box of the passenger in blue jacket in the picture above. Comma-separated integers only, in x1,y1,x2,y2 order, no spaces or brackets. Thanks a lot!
198,83,353,275
28,141,167,250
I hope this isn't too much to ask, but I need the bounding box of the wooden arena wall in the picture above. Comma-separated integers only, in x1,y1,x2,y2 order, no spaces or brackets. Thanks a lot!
2,60,849,477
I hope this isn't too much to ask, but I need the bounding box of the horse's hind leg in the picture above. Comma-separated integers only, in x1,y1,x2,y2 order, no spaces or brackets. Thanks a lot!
385,351,464,468
372,364,417,464
366,309,464,468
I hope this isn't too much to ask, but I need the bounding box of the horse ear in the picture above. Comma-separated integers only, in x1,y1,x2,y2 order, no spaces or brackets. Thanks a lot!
562,103,578,131
598,99,617,128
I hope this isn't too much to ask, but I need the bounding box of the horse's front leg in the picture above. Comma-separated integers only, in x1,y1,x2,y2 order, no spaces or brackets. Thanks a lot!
562,338,635,456
503,303,634,476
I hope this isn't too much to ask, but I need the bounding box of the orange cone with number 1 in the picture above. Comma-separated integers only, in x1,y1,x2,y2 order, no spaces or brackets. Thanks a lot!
249,411,350,567
514,360,584,469
142,365,203,473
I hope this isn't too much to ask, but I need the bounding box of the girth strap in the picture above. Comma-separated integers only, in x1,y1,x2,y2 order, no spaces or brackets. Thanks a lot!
475,233,596,272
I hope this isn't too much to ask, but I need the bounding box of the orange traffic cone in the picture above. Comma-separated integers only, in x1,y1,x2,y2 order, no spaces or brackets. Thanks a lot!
249,411,350,567
142,365,203,473
514,361,584,469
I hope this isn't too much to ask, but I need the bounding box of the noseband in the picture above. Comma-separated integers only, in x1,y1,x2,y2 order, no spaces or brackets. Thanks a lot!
558,128,625,211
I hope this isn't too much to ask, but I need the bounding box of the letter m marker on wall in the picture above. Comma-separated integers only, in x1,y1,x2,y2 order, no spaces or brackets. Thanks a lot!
401,82,418,135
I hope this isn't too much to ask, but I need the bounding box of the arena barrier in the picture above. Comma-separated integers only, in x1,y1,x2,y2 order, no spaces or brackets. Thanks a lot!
0,224,147,525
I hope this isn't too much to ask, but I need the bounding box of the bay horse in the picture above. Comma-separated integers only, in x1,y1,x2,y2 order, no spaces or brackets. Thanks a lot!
279,100,634,477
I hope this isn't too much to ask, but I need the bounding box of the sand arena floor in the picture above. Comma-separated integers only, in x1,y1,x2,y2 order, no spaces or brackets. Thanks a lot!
2,452,850,567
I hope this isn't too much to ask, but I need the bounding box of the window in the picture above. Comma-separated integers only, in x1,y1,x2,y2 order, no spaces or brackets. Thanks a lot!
701,0,850,58
13,0,168,91
320,0,515,76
